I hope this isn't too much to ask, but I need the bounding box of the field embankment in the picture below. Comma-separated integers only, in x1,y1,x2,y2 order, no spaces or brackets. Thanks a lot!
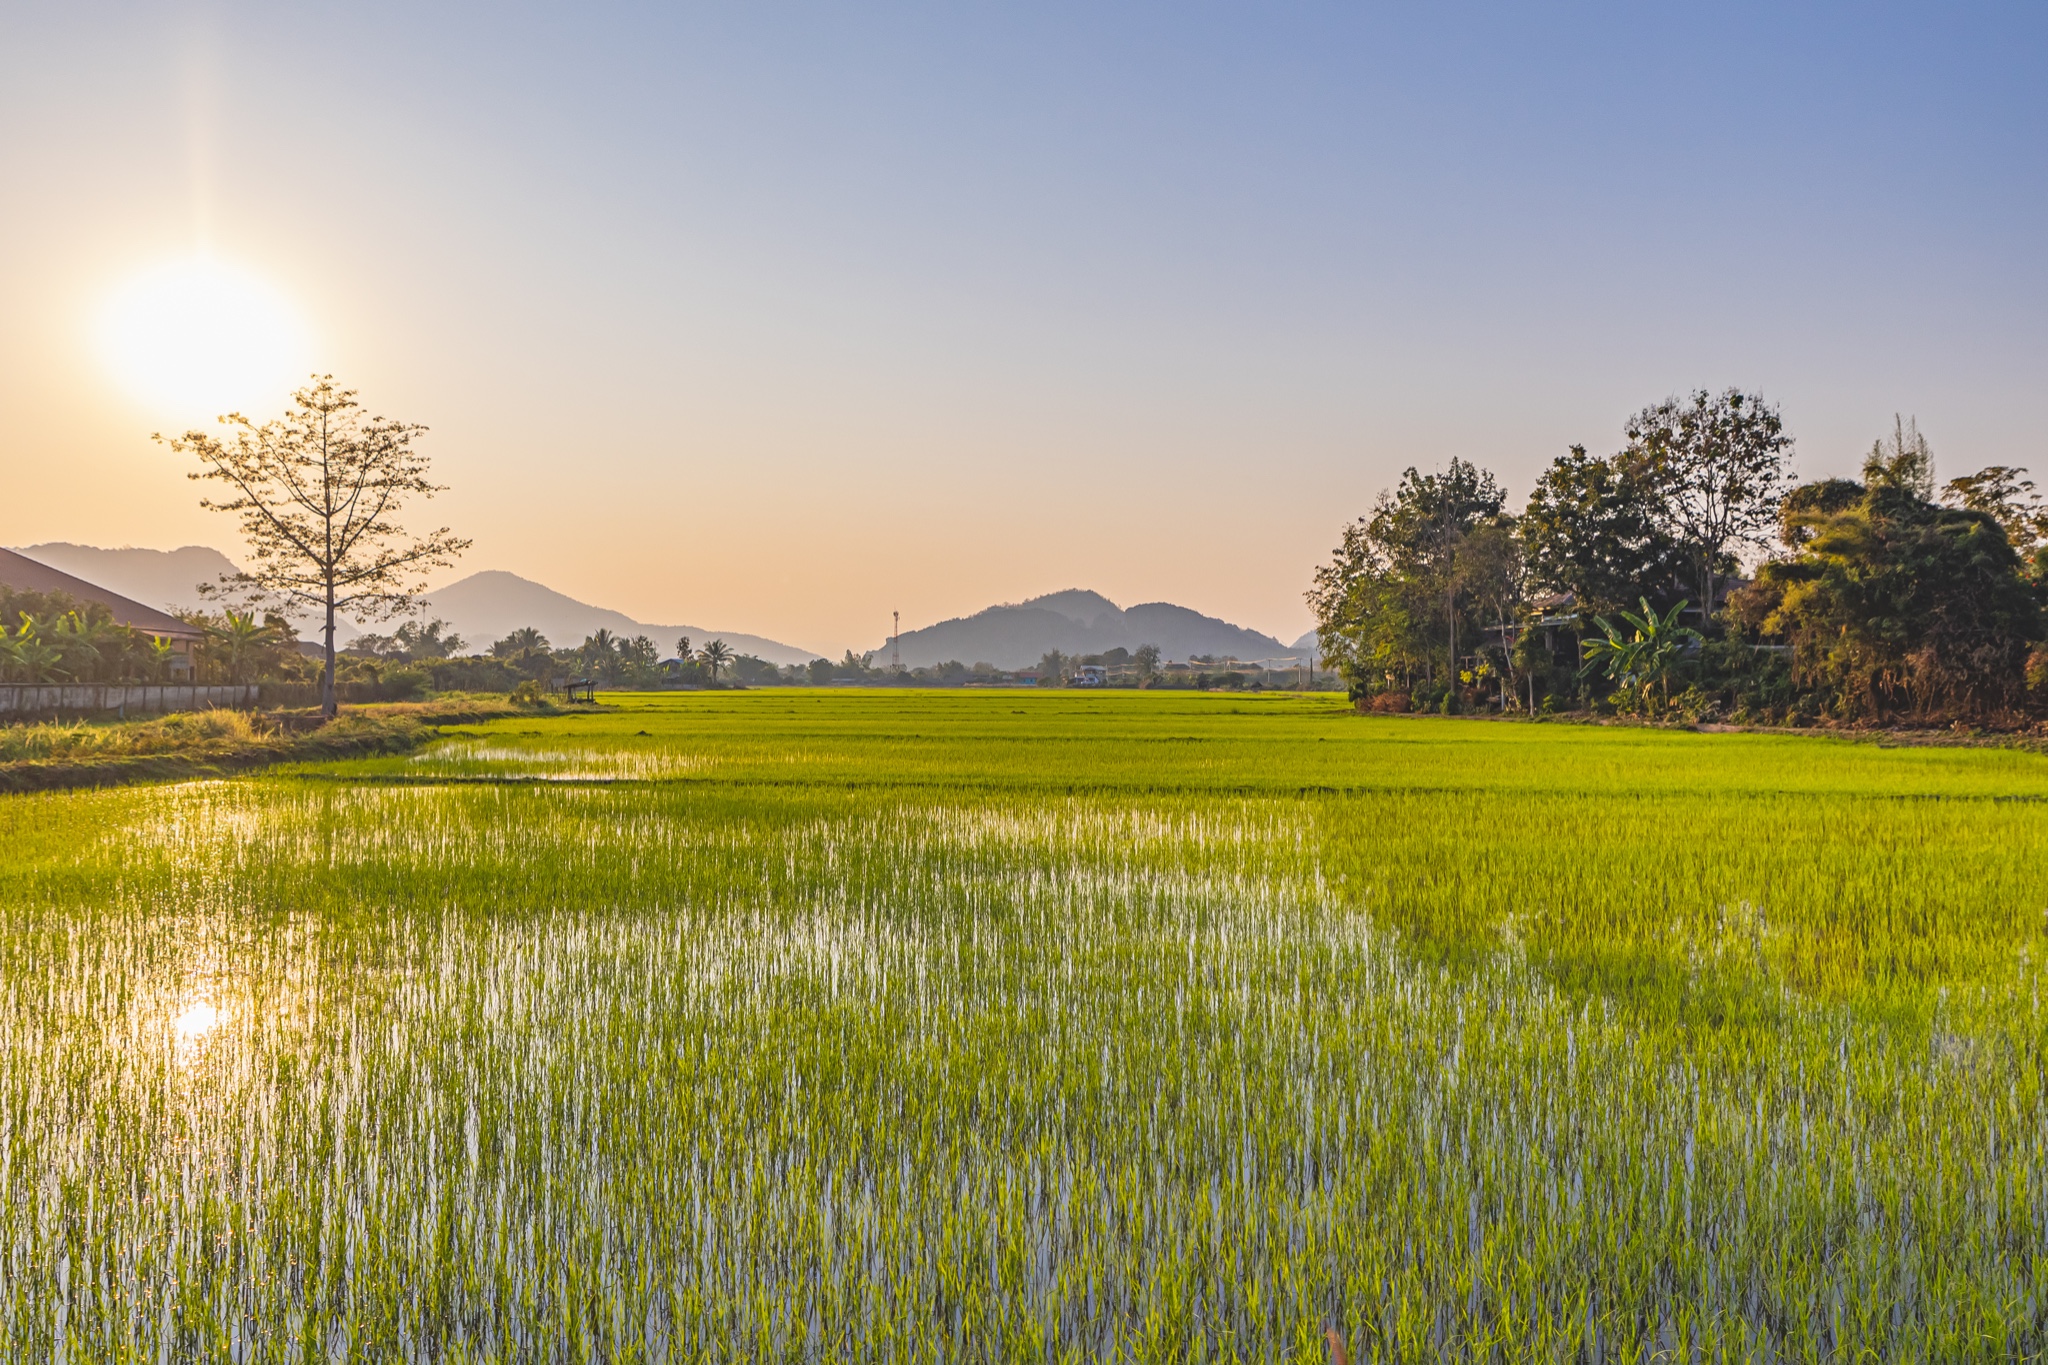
0,694,567,793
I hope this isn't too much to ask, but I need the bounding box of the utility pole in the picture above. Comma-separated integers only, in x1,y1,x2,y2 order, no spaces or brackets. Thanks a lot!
892,611,901,673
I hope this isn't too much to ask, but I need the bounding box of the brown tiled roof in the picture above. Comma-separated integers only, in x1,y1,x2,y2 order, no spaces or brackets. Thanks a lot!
0,547,205,642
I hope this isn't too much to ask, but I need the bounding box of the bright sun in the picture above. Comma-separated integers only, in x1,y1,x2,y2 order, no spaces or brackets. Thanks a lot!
99,256,311,420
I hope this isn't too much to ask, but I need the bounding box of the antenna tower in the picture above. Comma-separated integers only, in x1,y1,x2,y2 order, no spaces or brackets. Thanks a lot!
892,611,901,672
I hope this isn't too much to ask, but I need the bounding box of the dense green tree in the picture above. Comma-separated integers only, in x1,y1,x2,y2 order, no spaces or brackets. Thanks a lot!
1944,463,2048,581
1307,458,1508,695
1755,480,2040,720
392,618,464,661
1520,445,1692,619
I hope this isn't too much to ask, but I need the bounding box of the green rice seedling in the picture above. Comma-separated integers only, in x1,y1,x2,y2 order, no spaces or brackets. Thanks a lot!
2,691,2045,1361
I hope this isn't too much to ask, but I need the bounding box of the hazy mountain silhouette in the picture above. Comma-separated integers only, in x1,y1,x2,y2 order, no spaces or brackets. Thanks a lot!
422,570,821,666
15,542,243,616
11,548,818,662
11,548,1292,672
882,590,1296,670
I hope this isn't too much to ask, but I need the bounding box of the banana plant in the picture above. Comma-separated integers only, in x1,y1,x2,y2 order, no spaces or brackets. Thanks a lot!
146,636,180,682
46,610,103,680
1579,598,1701,710
2,618,68,684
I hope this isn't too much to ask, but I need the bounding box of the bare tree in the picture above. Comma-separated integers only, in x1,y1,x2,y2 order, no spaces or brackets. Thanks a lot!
160,377,468,718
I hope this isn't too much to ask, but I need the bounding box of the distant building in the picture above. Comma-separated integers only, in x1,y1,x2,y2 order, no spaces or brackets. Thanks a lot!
0,546,205,677
1073,664,1108,687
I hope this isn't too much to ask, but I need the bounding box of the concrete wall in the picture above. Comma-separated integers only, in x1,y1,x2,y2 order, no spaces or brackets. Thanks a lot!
0,684,258,716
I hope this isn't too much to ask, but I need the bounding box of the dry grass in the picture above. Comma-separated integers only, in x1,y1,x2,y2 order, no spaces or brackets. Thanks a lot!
0,706,268,761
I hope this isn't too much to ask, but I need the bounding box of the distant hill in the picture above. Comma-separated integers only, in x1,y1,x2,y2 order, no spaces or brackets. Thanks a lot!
1292,629,1318,652
8,548,820,664
14,543,243,617
881,590,1298,670
421,570,822,666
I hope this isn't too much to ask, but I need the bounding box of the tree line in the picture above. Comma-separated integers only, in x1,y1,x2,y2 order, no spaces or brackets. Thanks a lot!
1308,390,2048,725
332,624,774,696
0,587,308,687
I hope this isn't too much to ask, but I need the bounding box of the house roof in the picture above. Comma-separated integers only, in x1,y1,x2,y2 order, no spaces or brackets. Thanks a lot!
0,547,206,642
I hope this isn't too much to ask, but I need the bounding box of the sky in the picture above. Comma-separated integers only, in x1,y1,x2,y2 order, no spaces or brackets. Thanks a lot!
2,3,2043,657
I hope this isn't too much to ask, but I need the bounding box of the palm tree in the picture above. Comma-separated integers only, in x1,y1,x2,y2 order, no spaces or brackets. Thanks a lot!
495,627,548,657
700,638,732,682
1580,598,1700,711
146,636,179,682
208,609,271,683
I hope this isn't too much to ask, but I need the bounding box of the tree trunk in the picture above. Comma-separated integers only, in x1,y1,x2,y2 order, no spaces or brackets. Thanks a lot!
1447,590,1458,694
322,589,338,720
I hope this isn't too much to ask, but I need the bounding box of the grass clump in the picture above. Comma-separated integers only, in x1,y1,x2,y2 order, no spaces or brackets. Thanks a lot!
0,706,265,760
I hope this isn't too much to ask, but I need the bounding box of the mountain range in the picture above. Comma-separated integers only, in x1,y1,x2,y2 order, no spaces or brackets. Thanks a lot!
17,542,245,618
10,545,821,664
879,589,1304,670
418,571,820,666
9,544,1311,671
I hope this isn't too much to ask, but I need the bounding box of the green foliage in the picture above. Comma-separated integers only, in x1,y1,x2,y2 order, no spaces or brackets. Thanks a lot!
1754,483,2042,720
1308,458,1510,695
1621,388,1793,614
1521,444,1691,618
0,589,167,684
5,693,2047,1359
379,664,431,700
1579,598,1702,711
1320,402,2048,726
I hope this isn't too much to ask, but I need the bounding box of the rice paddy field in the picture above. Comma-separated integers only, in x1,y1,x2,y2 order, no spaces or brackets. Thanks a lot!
4,689,2047,1363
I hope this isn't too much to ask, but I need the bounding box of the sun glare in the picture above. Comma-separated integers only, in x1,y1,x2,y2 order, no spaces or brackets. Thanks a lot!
99,256,310,421
171,1000,223,1052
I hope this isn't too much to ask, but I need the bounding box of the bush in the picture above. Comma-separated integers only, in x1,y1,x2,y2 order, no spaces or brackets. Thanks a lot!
381,667,431,701
428,657,524,693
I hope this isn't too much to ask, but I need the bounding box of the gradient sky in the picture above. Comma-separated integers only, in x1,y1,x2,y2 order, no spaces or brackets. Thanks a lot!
3,3,2043,656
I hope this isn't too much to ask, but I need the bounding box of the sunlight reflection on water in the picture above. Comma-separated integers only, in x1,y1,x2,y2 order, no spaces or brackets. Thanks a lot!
171,1001,222,1051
